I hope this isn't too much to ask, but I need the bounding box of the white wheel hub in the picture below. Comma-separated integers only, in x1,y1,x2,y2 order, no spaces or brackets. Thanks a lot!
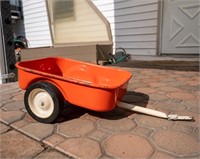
28,88,54,118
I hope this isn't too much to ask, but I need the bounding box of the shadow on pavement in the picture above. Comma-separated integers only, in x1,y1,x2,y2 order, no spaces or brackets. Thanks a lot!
56,91,149,123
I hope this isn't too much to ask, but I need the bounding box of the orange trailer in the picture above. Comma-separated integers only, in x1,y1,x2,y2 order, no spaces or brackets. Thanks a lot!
16,57,132,123
16,57,194,123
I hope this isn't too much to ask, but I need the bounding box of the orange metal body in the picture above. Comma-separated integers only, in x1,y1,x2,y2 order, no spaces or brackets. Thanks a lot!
16,57,132,112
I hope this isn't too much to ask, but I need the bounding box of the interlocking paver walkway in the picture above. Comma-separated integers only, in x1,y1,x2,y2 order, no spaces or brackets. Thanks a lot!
0,64,199,158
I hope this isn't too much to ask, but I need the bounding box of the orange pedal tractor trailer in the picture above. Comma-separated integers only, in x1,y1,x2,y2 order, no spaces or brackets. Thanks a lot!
16,57,194,123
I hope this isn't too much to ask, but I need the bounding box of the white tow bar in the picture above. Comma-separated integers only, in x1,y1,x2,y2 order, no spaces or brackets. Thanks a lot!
118,102,194,121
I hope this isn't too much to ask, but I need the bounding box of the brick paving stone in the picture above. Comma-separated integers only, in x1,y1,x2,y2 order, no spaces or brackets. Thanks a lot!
135,87,157,94
176,77,191,82
129,83,149,89
99,155,113,159
140,78,159,83
11,119,29,129
151,130,200,157
0,111,25,124
185,80,200,86
12,93,24,101
19,122,55,141
88,129,111,141
183,99,199,107
43,133,66,147
154,101,188,112
148,82,166,88
178,85,200,91
193,127,200,141
104,133,154,158
135,115,173,129
132,126,153,137
148,93,170,102
23,113,37,123
56,137,102,158
165,81,186,87
158,86,182,92
0,123,10,134
0,130,44,158
151,151,175,159
34,149,70,159
0,88,21,96
168,92,196,100
173,123,195,134
98,118,136,132
0,94,12,102
2,100,25,111
57,119,95,137
80,113,101,122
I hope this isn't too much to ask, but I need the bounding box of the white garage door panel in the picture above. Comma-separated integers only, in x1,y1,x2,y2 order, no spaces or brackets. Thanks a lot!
161,0,200,54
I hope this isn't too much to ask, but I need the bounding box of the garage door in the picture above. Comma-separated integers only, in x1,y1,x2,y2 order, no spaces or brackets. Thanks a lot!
161,0,200,54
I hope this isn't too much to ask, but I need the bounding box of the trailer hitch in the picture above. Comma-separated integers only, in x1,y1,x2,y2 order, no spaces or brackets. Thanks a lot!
118,102,194,121
167,114,194,121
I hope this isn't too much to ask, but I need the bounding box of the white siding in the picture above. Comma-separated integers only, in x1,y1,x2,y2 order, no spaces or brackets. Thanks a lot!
92,0,159,55
22,0,52,48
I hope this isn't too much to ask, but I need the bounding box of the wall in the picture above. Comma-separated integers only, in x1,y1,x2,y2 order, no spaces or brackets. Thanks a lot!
22,0,52,48
22,0,159,55
92,0,159,55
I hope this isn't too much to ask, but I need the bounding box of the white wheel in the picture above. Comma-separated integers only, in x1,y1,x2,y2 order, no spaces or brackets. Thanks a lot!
28,88,54,118
24,82,63,123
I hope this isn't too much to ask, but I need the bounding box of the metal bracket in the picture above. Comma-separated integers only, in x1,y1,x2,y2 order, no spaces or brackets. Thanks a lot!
118,102,195,121
0,72,15,80
167,114,195,121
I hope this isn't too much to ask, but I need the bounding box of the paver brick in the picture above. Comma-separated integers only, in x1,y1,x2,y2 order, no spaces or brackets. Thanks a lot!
104,133,154,158
12,93,24,101
0,123,10,134
193,127,200,141
23,113,37,123
151,130,200,157
148,93,170,102
154,101,188,111
2,100,25,111
0,94,12,102
151,151,175,159
148,82,166,87
173,123,194,134
158,86,182,92
19,122,55,141
34,149,70,159
56,137,102,158
133,126,153,137
0,130,44,158
11,120,30,129
0,110,25,124
58,118,95,137
135,87,157,94
179,85,200,91
88,129,111,141
135,115,173,129
168,92,196,100
43,134,66,147
98,118,136,132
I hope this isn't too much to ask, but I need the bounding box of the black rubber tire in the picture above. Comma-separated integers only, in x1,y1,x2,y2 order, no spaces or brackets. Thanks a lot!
24,81,63,123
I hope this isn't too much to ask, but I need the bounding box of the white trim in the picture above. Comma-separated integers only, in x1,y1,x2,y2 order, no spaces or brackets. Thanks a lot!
0,5,7,84
158,0,164,55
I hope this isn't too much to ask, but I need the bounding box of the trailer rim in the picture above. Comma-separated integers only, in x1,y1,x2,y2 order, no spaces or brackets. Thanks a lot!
28,88,54,118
